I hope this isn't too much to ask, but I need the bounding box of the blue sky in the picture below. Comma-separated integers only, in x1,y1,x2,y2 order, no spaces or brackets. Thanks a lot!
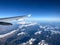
0,0,60,21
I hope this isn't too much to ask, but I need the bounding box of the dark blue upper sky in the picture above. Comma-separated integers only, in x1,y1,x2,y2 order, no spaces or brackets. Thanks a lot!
0,0,60,18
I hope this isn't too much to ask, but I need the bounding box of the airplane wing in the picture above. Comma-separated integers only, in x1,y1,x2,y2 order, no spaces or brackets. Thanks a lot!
0,14,31,25
0,14,31,22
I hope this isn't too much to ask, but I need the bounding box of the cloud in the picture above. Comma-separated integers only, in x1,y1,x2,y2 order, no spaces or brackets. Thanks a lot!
46,26,54,30
24,23,37,27
18,38,36,45
28,38,36,45
35,31,42,35
0,30,17,38
18,22,37,29
55,26,59,29
39,25,46,29
17,32,26,36
51,30,60,34
0,30,18,45
38,40,49,45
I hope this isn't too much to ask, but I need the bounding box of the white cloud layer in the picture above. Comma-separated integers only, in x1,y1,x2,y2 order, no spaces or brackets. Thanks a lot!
38,40,49,45
17,32,26,36
0,30,17,38
35,31,42,35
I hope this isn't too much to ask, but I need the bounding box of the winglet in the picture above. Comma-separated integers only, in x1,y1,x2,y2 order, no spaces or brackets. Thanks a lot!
28,14,31,17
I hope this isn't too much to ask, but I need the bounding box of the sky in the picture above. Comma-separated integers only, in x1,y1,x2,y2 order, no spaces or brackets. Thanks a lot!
0,0,60,21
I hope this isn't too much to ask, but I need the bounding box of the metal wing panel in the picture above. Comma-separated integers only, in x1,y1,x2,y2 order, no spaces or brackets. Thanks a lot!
0,15,28,22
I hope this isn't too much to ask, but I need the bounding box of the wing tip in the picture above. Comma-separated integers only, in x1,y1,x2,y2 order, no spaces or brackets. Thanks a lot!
28,14,31,17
